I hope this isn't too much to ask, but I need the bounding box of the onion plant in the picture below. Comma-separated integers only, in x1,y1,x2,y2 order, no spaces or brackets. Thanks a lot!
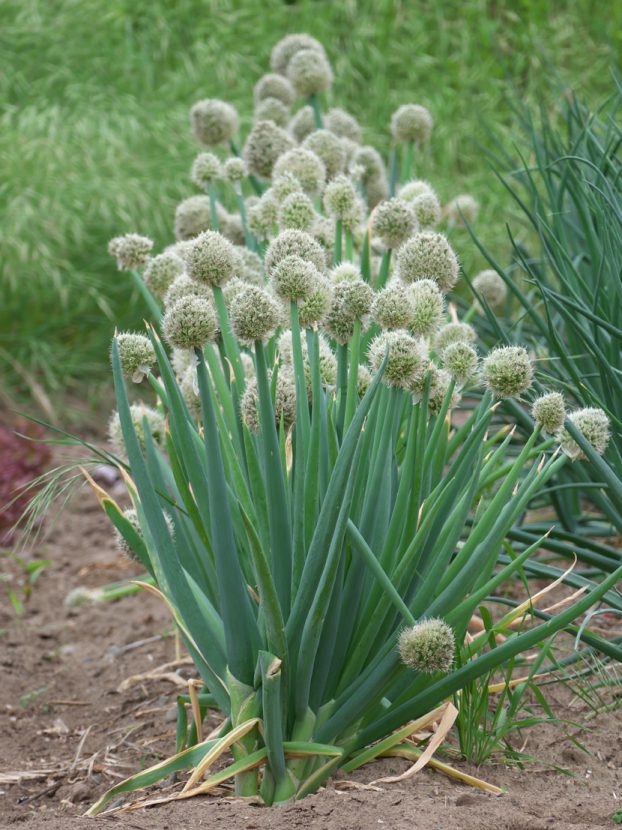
50,32,620,813
464,84,622,561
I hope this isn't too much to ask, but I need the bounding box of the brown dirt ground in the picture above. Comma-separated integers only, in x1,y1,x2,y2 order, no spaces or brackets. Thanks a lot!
1,455,621,829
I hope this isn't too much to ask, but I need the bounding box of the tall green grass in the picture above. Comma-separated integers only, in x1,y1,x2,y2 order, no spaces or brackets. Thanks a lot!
2,0,619,414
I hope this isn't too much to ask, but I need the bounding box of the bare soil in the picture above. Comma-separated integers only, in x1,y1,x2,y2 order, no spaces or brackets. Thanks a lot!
1,458,621,829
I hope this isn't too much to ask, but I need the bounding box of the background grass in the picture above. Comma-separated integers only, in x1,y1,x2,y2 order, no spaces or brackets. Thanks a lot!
2,0,619,419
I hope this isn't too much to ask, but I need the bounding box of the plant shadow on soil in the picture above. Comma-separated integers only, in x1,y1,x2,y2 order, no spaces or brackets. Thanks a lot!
0,448,620,830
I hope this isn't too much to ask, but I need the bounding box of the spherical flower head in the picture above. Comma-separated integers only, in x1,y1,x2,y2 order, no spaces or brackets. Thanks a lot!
299,275,333,327
532,392,566,434
166,240,195,264
372,197,417,249
171,346,194,378
427,367,461,415
243,120,295,180
287,48,333,97
352,145,386,182
368,330,427,390
265,229,327,275
254,73,295,107
391,104,433,144
408,279,445,338
162,296,218,349
323,174,358,219
241,369,297,433
325,107,362,143
234,246,264,284
273,148,326,197
372,283,415,330
324,279,372,344
143,252,185,297
163,274,211,310
271,254,319,302
270,33,326,75
288,105,316,143
186,230,235,287
270,173,302,204
330,263,362,283
108,234,153,271
445,194,479,227
399,179,435,202
255,96,290,128
357,364,372,397
108,403,165,455
558,408,610,460
115,332,156,382
175,195,225,240
114,507,142,561
441,341,478,386
230,285,281,344
472,269,507,309
433,321,476,354
223,157,247,183
396,232,459,293
190,98,239,146
248,193,279,239
220,213,245,246
191,152,221,189
311,216,335,258
398,618,454,674
365,174,390,209
412,191,441,229
222,277,248,309
275,190,315,231
482,346,533,398
303,130,346,179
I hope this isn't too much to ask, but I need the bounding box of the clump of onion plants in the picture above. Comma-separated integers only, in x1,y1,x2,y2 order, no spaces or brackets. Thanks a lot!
87,34,621,814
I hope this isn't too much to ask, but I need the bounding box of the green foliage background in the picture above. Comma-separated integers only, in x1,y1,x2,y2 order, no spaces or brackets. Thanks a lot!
1,0,619,415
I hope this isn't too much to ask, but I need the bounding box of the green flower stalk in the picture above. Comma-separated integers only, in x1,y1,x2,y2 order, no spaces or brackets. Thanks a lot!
190,99,239,147
273,148,326,196
532,392,566,434
162,296,218,349
472,269,507,309
482,346,533,398
396,232,459,293
115,332,157,382
143,252,185,298
254,73,295,107
244,120,295,180
108,233,153,271
559,408,611,460
303,130,347,179
398,619,454,674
